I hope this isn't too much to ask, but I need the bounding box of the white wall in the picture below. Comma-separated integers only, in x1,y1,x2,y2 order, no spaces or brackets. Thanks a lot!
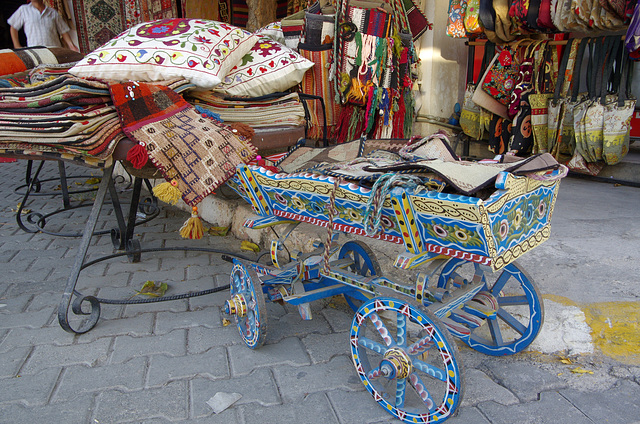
413,0,467,135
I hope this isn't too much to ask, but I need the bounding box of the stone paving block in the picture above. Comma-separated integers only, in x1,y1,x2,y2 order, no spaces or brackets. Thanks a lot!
21,337,112,374
0,394,93,424
147,347,229,387
445,406,493,424
481,361,568,402
110,329,187,364
123,298,189,316
267,311,333,343
0,327,75,353
190,368,281,418
320,305,355,333
0,346,30,378
0,367,60,406
477,391,593,424
273,355,363,402
0,293,33,314
189,288,231,310
301,332,350,364
559,380,640,423
228,337,311,377
461,368,519,407
106,257,162,276
155,308,221,335
24,292,60,312
74,313,155,342
128,268,188,287
0,308,54,330
240,391,339,424
327,389,396,424
185,260,230,278
180,276,224,293
53,357,147,402
5,264,50,283
187,325,243,355
0,248,17,263
93,380,188,422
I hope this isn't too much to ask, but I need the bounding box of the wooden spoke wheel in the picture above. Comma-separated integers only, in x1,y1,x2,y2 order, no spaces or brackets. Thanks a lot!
437,259,544,356
338,241,380,311
351,297,463,423
225,260,267,349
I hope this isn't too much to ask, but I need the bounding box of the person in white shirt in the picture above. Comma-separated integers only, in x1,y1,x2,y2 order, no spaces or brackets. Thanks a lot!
8,0,79,51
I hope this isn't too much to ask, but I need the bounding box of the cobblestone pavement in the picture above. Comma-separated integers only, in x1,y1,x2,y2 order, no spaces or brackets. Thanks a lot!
1,160,639,424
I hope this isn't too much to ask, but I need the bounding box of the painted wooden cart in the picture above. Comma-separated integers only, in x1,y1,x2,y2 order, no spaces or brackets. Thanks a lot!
223,160,564,423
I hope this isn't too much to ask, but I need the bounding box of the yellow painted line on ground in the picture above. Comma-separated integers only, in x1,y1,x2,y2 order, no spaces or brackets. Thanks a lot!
544,295,640,365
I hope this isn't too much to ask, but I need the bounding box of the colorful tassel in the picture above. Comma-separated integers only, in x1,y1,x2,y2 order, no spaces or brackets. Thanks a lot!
152,179,182,205
180,206,204,239
126,142,148,169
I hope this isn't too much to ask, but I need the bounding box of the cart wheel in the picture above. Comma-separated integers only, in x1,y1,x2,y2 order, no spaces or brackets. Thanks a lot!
437,259,544,356
225,260,267,349
338,241,380,311
351,297,463,423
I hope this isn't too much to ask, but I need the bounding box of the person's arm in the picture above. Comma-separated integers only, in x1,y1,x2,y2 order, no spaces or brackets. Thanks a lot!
61,31,79,52
9,26,22,49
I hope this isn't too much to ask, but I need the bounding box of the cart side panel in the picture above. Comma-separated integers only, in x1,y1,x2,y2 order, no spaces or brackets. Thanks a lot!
482,172,562,270
408,191,489,257
249,167,405,243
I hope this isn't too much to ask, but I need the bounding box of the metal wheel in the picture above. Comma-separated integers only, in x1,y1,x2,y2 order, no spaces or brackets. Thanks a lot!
351,297,463,423
225,260,267,349
437,259,544,356
338,241,381,311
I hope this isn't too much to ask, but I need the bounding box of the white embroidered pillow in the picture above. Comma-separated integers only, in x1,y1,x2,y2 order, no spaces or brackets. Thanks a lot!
215,36,313,97
69,19,258,89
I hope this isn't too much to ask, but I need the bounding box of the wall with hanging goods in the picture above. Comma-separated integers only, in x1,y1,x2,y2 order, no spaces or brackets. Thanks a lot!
447,0,639,177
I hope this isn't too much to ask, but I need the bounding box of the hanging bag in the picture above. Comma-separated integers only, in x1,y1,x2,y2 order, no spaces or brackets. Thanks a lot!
566,38,604,175
447,0,469,37
508,41,547,155
460,42,495,139
560,38,588,160
603,47,637,164
472,40,527,118
529,42,557,153
465,0,485,33
547,38,578,158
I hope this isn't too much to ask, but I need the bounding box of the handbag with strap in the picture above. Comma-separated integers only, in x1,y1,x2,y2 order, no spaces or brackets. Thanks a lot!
473,40,527,118
447,0,468,37
460,42,494,139
603,45,637,165
547,38,578,159
566,38,604,175
529,42,557,153
465,0,485,33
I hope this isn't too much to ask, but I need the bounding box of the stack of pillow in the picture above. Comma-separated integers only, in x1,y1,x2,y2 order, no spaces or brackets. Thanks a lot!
70,18,314,97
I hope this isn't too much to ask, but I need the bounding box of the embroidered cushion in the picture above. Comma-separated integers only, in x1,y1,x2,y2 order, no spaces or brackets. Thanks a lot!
215,36,314,97
255,21,286,44
69,18,258,89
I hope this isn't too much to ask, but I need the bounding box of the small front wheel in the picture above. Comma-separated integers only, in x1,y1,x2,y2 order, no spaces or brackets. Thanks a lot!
338,241,380,311
225,260,267,349
351,297,463,423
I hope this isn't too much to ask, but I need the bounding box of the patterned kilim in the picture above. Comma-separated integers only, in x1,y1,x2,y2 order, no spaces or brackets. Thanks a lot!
109,81,257,206
72,0,127,54
298,43,341,142
231,0,249,27
138,0,178,23
218,0,232,23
